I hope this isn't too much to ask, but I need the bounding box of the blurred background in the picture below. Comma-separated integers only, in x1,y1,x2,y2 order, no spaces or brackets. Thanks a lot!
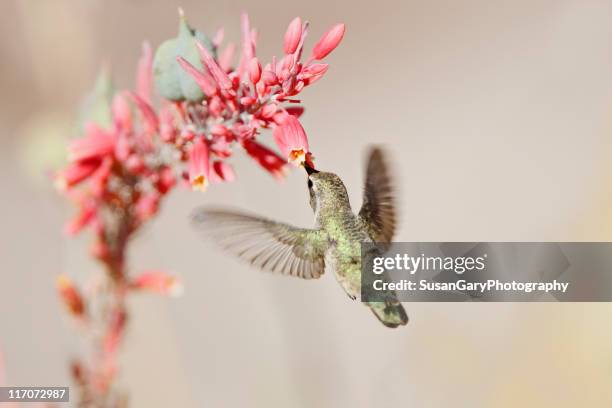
2,0,612,406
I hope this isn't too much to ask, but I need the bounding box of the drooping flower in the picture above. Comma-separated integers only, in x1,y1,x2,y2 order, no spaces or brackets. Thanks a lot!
211,161,236,182
188,138,210,191
55,159,101,190
273,115,313,167
56,274,86,318
242,139,287,179
68,123,115,162
130,271,183,296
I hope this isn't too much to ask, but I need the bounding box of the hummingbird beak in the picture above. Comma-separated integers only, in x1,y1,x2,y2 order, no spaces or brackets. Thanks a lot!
303,162,319,175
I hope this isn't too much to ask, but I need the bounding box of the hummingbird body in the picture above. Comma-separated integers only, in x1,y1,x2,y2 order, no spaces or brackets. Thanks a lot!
192,147,408,328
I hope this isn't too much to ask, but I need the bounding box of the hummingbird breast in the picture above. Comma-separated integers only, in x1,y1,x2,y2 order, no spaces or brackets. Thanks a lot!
322,214,371,300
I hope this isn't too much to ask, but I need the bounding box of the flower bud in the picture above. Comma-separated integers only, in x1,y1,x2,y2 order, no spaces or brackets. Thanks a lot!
56,275,85,317
248,57,262,84
312,23,345,60
131,271,183,296
284,17,302,54
261,70,278,86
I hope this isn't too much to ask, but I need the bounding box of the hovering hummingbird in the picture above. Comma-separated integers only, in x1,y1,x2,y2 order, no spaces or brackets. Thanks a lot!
191,147,408,328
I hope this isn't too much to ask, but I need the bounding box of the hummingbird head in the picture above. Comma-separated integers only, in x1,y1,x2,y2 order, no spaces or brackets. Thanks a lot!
306,169,350,215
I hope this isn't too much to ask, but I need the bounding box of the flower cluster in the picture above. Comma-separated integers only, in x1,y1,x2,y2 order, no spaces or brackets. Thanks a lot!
55,12,344,406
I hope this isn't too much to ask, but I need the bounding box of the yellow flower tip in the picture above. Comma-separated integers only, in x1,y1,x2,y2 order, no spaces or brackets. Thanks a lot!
56,274,71,290
190,175,208,192
288,148,307,166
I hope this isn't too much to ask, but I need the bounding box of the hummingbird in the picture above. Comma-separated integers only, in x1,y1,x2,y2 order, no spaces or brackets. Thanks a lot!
191,147,408,328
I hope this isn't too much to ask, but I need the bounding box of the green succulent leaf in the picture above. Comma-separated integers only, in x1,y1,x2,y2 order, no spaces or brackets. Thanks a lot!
153,13,215,102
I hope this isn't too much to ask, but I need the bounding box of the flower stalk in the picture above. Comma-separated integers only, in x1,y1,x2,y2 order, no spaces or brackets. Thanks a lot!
56,11,344,407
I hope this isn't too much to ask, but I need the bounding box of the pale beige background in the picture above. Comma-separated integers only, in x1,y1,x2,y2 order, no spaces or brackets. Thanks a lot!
2,0,612,407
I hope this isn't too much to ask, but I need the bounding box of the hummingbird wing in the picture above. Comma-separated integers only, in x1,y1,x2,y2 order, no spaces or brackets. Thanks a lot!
358,147,397,246
191,208,327,279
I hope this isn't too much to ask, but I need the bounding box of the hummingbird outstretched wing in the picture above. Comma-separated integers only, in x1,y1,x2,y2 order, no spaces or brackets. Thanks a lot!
358,147,397,246
191,208,327,279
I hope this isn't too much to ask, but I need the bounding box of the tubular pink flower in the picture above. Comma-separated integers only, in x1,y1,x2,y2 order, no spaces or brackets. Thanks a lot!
273,115,311,166
241,13,255,60
111,94,132,131
311,23,345,60
248,57,262,84
68,124,115,162
211,161,236,182
218,43,236,72
136,41,153,103
188,138,210,191
55,159,101,189
242,139,287,180
131,271,182,296
64,203,97,236
212,27,224,48
130,92,159,132
176,56,217,97
197,42,233,90
284,17,302,54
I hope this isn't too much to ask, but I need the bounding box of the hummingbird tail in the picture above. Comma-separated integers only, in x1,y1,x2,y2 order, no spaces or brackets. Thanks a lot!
367,300,408,328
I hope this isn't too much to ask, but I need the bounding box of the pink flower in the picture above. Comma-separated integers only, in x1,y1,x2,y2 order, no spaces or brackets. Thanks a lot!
242,139,287,179
248,57,262,84
56,275,85,318
176,57,217,97
136,41,153,103
130,271,182,296
312,23,345,60
211,161,236,182
273,115,313,166
135,193,160,221
154,166,176,194
55,159,101,189
218,43,236,72
130,92,159,133
197,42,233,91
284,17,302,54
65,201,97,236
188,138,210,191
112,93,132,131
261,70,278,86
68,124,115,162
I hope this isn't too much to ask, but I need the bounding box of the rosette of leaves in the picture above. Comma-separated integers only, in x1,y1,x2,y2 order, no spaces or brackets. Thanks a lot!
153,12,215,102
